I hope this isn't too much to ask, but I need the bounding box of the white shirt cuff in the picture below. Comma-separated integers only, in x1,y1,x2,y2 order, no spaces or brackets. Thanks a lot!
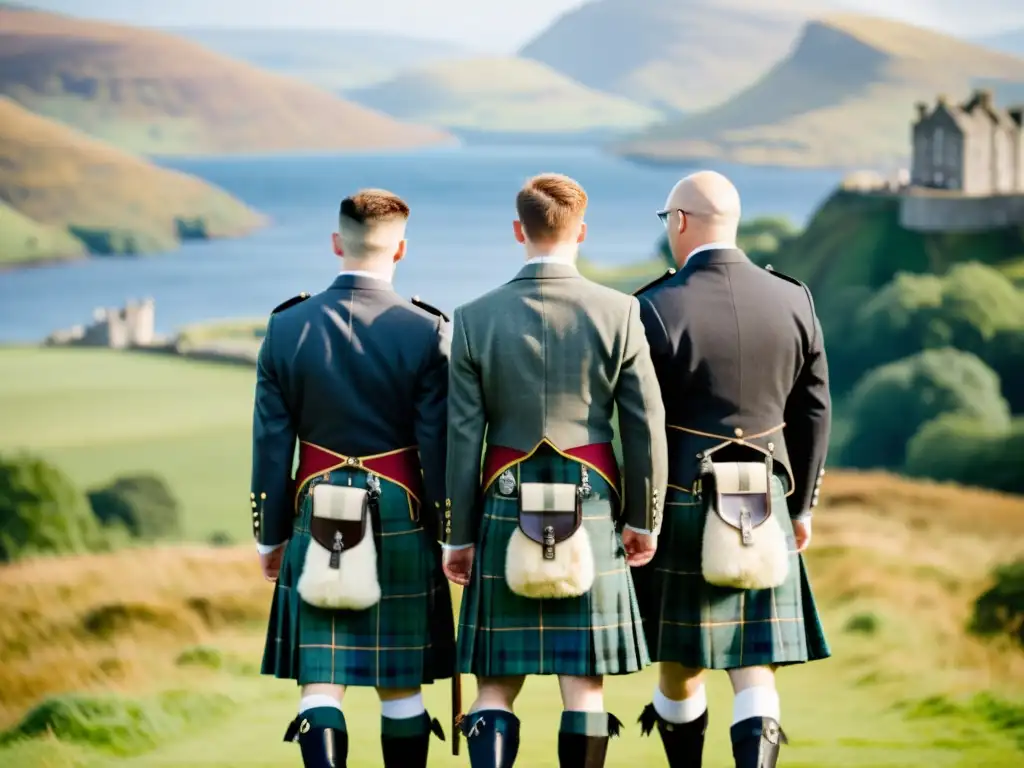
624,524,652,535
256,541,286,555
442,542,473,551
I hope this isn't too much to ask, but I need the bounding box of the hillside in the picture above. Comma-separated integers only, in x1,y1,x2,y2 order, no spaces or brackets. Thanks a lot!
348,56,662,137
0,471,1021,764
174,27,475,93
0,8,452,155
518,0,820,114
0,98,262,263
0,201,85,268
614,14,1024,168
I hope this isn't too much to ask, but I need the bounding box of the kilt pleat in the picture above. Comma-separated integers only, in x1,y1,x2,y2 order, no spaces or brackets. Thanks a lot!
261,467,455,688
632,475,830,669
456,448,650,677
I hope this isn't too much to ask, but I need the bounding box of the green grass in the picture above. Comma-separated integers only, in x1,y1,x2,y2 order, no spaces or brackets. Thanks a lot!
0,347,254,541
0,203,85,267
1,626,1020,767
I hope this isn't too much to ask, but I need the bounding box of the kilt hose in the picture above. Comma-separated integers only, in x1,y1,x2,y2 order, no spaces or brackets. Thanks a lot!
632,474,830,669
457,448,650,677
261,465,455,688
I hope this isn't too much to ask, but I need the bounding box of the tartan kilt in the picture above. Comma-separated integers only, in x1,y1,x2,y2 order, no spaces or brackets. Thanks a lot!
261,466,455,688
457,449,650,677
631,474,830,670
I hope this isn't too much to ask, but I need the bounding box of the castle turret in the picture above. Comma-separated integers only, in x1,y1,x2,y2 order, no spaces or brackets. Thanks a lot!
916,102,928,121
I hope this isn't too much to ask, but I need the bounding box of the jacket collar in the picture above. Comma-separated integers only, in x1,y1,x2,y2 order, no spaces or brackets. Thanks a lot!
680,247,750,272
328,273,395,292
510,261,581,281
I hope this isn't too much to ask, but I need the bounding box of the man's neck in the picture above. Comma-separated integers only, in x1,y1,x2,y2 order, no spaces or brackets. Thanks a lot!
339,258,393,282
680,240,736,267
525,243,578,263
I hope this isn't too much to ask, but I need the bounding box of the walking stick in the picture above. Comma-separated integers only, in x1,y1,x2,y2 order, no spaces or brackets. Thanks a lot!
452,672,462,755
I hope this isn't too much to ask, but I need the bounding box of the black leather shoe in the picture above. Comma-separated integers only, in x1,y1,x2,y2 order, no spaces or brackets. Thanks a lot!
639,702,708,767
730,716,787,768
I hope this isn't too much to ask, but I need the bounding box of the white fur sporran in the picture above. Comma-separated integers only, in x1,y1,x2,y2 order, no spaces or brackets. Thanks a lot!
505,482,595,599
700,461,789,591
297,484,381,610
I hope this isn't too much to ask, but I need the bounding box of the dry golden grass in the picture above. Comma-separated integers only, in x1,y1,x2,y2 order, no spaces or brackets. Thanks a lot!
0,96,262,253
1,471,1021,733
0,546,271,728
0,8,451,155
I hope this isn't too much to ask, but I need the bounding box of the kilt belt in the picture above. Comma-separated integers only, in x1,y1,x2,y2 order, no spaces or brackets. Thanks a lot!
667,423,794,497
482,438,621,506
294,441,424,515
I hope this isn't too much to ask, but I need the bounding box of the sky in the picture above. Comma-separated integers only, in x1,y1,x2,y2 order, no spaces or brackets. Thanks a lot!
21,0,1024,51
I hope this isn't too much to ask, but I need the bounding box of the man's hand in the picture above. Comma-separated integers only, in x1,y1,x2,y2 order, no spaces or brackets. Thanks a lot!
621,529,657,567
259,545,286,582
792,518,812,553
443,546,475,586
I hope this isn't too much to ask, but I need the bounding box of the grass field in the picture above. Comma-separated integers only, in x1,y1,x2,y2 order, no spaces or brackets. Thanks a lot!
0,347,1022,766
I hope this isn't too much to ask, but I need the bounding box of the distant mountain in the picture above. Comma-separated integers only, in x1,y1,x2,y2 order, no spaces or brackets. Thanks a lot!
173,27,475,93
0,97,261,267
0,8,453,156
613,14,1024,169
348,56,662,139
973,28,1024,56
518,0,823,114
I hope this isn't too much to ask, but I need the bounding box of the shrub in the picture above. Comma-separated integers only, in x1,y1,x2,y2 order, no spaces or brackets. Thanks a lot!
87,473,182,540
0,452,99,562
970,559,1024,647
841,348,1010,469
906,416,1024,494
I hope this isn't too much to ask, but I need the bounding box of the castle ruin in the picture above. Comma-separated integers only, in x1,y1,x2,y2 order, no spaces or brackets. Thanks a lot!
46,298,158,348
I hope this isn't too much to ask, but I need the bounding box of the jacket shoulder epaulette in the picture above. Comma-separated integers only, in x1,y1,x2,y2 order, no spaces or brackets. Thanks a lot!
632,268,677,296
410,295,449,323
763,264,806,288
271,292,311,314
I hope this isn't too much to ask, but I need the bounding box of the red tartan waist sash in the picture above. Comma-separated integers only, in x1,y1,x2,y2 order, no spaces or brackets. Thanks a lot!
294,441,423,512
482,439,621,499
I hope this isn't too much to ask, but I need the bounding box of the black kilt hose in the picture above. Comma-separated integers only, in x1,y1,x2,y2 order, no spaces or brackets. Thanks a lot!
262,444,455,688
457,444,650,678
632,474,830,669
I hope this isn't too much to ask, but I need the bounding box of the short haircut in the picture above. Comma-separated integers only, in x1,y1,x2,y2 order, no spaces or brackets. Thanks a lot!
337,189,410,258
515,173,587,243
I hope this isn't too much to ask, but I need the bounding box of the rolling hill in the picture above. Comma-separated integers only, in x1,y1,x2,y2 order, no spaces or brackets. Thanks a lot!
613,14,1024,168
0,97,262,264
518,0,822,115
173,27,475,93
347,56,662,138
0,7,452,155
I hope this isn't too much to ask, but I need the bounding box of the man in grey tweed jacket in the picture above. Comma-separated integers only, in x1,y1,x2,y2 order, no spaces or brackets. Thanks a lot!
443,173,668,768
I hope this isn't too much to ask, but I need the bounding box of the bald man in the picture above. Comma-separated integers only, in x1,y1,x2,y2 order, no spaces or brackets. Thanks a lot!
629,171,832,768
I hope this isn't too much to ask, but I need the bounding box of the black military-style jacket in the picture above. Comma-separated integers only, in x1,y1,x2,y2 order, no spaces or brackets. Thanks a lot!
636,248,831,517
250,273,449,547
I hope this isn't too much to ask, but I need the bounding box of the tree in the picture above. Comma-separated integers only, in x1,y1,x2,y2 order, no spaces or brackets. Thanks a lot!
984,328,1024,414
0,453,98,562
971,559,1024,647
87,473,182,540
841,348,1010,469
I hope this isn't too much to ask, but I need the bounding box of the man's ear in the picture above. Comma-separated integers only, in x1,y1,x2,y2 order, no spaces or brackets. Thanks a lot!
332,232,344,256
576,221,587,244
513,220,526,244
676,210,688,236
393,239,407,263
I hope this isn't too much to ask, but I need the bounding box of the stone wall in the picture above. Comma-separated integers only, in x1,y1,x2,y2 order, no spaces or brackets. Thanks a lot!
899,192,1024,232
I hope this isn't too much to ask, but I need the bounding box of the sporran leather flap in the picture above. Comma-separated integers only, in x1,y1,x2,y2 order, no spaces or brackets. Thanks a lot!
710,461,771,546
518,482,582,560
310,485,368,568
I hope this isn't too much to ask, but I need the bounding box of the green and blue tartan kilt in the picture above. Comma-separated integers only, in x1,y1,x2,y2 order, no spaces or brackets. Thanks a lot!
631,474,830,670
261,466,455,688
457,449,650,678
